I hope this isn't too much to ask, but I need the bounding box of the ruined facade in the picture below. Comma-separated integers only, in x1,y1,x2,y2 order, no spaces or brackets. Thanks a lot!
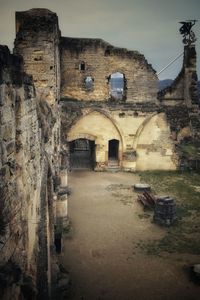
0,8,199,300
60,34,199,172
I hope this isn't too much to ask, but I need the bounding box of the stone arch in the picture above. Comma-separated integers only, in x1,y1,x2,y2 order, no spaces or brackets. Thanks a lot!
133,113,158,149
67,108,124,149
134,112,177,170
66,109,124,169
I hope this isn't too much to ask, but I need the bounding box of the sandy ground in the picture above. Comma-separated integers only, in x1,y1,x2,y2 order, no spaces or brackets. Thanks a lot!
61,171,200,300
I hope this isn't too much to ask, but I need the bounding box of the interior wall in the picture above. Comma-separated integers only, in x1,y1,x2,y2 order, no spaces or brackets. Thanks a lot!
66,109,177,171
136,113,177,170
67,111,122,167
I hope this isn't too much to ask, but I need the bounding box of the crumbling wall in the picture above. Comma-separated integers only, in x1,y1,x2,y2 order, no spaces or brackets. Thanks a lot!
0,45,59,300
14,8,60,105
6,8,64,298
60,37,158,102
158,45,198,107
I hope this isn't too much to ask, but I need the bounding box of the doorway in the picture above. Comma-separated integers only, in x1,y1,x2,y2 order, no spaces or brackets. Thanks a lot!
69,139,95,169
108,139,119,160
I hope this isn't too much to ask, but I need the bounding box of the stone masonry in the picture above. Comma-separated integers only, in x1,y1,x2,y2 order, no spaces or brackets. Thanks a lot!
60,37,158,102
0,10,62,300
14,9,60,105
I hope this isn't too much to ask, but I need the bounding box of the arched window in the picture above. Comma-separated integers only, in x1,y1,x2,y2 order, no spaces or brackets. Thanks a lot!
109,72,125,100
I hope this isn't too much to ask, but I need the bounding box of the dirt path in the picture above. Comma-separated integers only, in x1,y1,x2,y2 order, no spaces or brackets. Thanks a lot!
61,171,199,300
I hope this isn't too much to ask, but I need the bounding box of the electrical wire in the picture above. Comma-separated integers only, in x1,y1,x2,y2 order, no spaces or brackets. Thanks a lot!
157,52,184,76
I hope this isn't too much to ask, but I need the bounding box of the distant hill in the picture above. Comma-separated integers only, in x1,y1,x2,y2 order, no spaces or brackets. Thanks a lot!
158,79,173,91
198,81,200,99
159,80,200,100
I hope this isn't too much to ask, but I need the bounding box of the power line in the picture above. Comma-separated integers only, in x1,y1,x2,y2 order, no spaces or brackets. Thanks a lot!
157,52,184,76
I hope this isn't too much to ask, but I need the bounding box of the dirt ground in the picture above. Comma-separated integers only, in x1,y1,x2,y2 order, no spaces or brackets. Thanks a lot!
60,171,200,300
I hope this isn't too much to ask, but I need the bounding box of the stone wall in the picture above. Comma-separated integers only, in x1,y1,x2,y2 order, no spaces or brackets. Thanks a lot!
14,8,60,106
158,45,198,107
60,37,158,103
0,44,60,300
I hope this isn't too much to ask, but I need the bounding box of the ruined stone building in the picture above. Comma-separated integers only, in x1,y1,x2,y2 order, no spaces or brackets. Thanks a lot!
0,8,199,299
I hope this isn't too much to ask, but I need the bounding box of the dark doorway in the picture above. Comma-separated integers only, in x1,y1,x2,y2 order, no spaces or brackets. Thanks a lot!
69,139,95,169
54,233,62,254
108,139,119,160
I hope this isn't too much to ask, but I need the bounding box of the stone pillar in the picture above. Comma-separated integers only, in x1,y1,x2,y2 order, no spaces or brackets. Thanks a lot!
183,45,198,107
56,188,69,232
14,8,61,105
60,169,68,188
56,169,68,228
56,193,68,220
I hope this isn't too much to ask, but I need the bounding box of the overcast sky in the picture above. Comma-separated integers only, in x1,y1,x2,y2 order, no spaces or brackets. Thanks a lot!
0,0,199,80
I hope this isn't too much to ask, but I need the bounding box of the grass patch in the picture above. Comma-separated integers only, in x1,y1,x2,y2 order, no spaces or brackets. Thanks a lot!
138,171,200,208
136,171,200,255
141,224,200,256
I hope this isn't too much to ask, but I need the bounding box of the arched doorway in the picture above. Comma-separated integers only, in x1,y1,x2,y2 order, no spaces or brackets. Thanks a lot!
66,110,123,171
108,139,119,160
69,138,95,169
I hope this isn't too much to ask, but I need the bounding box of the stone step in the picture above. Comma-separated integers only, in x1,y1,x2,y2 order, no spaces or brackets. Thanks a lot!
108,160,119,166
106,167,121,172
108,163,119,167
106,163,121,172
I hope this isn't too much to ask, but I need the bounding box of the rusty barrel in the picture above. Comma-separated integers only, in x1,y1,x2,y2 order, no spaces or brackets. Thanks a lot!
153,196,177,226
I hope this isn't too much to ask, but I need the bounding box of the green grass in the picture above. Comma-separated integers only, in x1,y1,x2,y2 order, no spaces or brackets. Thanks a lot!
136,171,200,255
138,170,200,206
142,236,200,256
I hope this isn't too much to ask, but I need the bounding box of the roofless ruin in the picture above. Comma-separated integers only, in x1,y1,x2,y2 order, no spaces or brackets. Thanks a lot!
0,8,199,299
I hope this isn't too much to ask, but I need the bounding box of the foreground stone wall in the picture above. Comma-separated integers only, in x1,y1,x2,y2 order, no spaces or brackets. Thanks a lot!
0,45,59,299
60,37,158,102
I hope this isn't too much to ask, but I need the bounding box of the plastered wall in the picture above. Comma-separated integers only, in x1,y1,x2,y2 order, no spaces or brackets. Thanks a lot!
66,108,177,171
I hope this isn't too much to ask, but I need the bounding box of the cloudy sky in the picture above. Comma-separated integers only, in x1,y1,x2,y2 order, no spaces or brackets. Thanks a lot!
0,0,199,80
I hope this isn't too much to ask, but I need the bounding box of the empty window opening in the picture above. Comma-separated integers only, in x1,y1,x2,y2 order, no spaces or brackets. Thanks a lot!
34,56,42,61
119,112,125,118
108,139,119,160
69,139,95,170
79,62,85,71
109,72,125,100
54,233,62,254
105,49,111,56
85,76,94,91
